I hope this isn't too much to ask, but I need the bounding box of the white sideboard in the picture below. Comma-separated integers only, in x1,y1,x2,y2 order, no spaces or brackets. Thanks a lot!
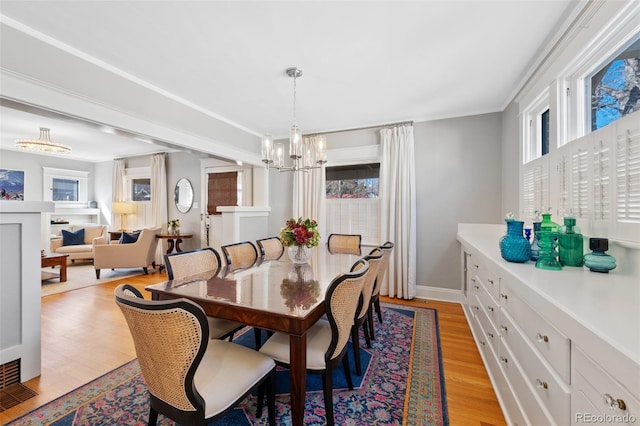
457,223,639,425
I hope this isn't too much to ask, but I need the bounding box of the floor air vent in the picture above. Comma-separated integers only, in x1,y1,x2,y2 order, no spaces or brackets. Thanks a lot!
0,359,37,412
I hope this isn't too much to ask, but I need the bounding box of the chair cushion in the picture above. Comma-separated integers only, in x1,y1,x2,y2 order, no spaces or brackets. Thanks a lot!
259,319,332,370
194,340,275,418
61,228,85,246
119,231,140,244
206,317,243,339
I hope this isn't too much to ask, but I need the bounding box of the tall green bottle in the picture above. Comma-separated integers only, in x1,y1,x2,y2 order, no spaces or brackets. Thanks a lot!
558,217,584,267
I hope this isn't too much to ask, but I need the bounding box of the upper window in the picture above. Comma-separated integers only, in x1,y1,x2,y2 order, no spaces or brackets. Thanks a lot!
522,89,550,163
52,178,79,202
590,36,640,131
326,163,379,198
132,178,151,201
43,167,89,204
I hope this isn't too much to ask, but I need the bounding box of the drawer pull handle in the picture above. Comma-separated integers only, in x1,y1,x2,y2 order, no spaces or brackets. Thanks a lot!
474,264,479,268
535,379,548,390
487,332,494,338
480,340,486,346
500,293,508,300
500,325,508,332
471,278,476,283
487,306,494,312
473,305,480,311
500,357,508,364
536,333,549,343
474,285,480,290
488,279,494,284
604,394,627,411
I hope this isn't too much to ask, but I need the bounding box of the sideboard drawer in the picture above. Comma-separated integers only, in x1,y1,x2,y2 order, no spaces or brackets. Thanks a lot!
501,311,570,425
572,345,640,425
499,341,554,426
475,295,500,353
501,279,570,382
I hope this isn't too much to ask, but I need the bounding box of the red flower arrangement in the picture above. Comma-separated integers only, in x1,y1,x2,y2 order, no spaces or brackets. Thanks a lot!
280,217,320,248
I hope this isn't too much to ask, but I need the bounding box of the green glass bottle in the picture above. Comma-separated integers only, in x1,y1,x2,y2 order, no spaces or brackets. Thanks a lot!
540,213,559,233
535,230,562,270
558,217,584,267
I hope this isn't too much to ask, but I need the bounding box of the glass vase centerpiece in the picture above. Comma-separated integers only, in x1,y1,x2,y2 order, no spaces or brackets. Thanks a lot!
499,212,531,263
280,217,320,264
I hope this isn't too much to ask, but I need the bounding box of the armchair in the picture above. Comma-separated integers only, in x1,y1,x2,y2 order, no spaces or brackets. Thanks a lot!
93,227,160,278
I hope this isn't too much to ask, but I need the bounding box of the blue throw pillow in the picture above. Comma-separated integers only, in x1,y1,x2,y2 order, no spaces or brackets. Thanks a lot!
61,228,85,246
119,231,140,244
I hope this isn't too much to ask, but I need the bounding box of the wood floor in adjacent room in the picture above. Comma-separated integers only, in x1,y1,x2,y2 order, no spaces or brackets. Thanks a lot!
1,271,506,426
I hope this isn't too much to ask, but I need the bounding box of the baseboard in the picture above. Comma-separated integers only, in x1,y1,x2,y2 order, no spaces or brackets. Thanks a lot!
414,285,462,303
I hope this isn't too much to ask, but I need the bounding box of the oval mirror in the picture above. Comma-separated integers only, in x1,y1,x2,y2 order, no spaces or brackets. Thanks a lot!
175,178,194,213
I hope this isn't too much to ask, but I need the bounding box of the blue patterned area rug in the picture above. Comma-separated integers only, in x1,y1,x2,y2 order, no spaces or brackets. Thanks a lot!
7,305,448,426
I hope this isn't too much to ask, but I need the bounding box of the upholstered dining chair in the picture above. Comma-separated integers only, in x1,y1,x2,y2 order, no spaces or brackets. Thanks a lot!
256,237,285,261
327,233,362,255
368,241,394,340
165,248,245,342
221,241,259,270
351,248,383,375
114,284,276,426
258,259,370,426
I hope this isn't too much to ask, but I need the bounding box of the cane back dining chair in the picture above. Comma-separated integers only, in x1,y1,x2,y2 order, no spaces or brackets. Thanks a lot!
256,236,285,261
258,259,370,426
352,248,383,375
327,233,362,255
114,284,276,426
164,248,245,342
368,241,394,340
221,241,259,270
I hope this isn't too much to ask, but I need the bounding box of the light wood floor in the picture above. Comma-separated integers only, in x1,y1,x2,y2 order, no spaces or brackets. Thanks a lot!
1,271,506,426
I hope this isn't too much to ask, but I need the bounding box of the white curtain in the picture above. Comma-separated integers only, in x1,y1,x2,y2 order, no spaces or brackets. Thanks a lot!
379,124,417,299
112,159,126,229
151,153,168,266
292,136,326,233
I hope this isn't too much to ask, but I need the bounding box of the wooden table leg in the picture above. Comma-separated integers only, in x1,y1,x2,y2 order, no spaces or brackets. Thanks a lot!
166,238,175,254
59,258,67,282
175,238,184,252
289,334,306,426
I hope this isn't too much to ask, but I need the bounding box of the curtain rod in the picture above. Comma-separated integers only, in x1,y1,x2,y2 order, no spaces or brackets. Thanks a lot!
305,120,413,137
114,151,168,161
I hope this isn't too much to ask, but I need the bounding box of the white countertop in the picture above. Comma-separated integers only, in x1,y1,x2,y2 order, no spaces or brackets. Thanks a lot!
457,223,640,396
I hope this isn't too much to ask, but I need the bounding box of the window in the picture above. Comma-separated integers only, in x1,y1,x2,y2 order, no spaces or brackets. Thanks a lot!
132,178,151,201
52,178,79,201
326,163,379,198
325,163,380,245
43,167,89,204
590,36,640,131
522,89,550,163
541,109,550,156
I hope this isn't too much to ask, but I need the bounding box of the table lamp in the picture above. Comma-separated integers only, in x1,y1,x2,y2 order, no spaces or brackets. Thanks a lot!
112,202,136,231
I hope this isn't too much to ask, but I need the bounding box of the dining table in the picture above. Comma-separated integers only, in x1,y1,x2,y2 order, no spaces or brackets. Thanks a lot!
145,243,368,426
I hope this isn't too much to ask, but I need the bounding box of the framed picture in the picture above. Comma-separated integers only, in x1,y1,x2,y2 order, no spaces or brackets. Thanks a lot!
0,169,25,200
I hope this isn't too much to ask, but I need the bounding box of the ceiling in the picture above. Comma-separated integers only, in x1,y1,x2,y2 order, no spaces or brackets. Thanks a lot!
0,1,582,163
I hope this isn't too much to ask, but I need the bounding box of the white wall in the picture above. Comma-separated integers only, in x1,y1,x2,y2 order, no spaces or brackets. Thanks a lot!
0,149,96,202
501,101,520,215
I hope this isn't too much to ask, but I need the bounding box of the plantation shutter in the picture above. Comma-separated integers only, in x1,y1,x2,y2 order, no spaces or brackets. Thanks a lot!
521,157,549,221
592,132,611,235
615,116,640,231
325,199,380,245
571,146,590,220
557,147,570,219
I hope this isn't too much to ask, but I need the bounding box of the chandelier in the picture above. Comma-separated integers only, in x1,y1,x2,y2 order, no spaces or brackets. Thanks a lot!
261,67,327,172
15,127,71,154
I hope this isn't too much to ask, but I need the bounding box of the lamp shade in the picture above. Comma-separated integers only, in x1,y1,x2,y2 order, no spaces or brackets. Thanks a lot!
112,202,136,214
